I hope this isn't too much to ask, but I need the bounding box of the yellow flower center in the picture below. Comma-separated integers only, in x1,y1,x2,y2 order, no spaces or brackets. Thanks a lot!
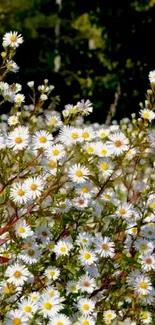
131,228,137,233
48,160,56,168
50,118,57,125
48,242,55,249
71,285,76,291
105,194,111,200
49,291,55,297
15,137,23,144
101,163,109,170
56,322,63,325
119,208,126,215
106,313,113,319
4,284,13,294
81,186,89,193
13,319,21,325
143,112,150,119
82,321,89,325
139,244,147,250
102,243,109,250
52,149,60,156
100,132,106,138
39,136,47,143
60,204,67,209
24,306,32,313
83,252,91,260
82,132,89,138
10,35,17,43
114,140,123,147
142,313,148,319
87,147,94,153
71,133,79,139
101,149,107,155
30,183,38,190
43,302,52,310
18,227,25,233
83,304,90,311
75,170,83,177
17,189,24,196
49,270,56,277
60,246,67,253
150,203,155,209
139,281,147,289
13,271,22,278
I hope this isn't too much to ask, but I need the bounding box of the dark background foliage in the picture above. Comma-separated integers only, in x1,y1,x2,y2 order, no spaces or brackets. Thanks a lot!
0,0,155,122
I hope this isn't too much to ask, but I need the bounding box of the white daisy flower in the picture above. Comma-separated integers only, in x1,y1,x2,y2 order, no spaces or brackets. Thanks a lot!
66,281,79,294
10,182,29,204
76,232,93,247
49,313,71,325
95,142,112,157
58,126,81,145
32,130,53,149
54,240,73,257
5,263,30,286
7,60,19,73
140,108,155,121
44,286,61,300
96,128,110,139
19,245,41,264
38,294,62,317
78,274,96,293
0,81,9,91
3,31,23,48
76,99,93,115
45,266,60,280
45,144,66,161
98,158,114,177
3,89,15,102
115,203,134,219
79,249,97,266
79,127,95,142
103,310,116,323
14,93,25,105
73,197,89,210
133,275,153,295
95,236,115,258
8,115,19,126
12,83,22,93
46,113,62,129
24,176,45,199
35,225,52,243
68,164,89,183
140,311,152,324
7,126,29,150
134,239,154,254
4,310,28,325
108,132,129,155
148,69,155,84
139,254,155,271
77,297,95,315
75,182,94,198
83,142,96,155
18,297,37,317
54,200,72,213
14,219,33,238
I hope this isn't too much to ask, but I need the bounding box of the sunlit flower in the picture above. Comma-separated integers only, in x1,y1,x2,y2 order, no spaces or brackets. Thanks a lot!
3,31,23,48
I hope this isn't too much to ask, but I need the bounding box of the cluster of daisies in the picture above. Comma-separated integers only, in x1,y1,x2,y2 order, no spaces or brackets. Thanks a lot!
1,32,155,325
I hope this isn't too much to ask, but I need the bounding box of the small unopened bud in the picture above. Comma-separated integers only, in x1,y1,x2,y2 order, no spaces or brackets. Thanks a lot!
40,94,48,101
1,51,6,58
147,89,152,95
27,81,34,88
131,113,136,119
139,102,143,108
44,79,48,84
